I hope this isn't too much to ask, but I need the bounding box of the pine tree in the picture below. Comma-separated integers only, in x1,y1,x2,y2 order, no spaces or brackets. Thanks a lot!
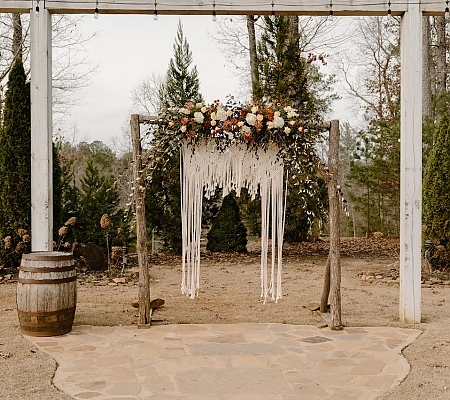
207,193,247,253
160,20,204,109
423,115,450,246
75,158,122,249
0,57,31,239
146,20,204,251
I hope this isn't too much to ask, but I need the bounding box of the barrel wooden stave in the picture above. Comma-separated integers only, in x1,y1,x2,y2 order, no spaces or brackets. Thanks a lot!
16,252,77,337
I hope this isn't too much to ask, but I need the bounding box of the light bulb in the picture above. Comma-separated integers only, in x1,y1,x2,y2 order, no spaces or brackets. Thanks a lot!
212,11,217,22
446,7,450,19
328,10,334,21
35,6,39,16
153,10,158,20
94,7,99,19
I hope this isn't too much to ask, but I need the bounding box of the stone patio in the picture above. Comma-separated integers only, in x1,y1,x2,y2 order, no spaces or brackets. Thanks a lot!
26,323,421,399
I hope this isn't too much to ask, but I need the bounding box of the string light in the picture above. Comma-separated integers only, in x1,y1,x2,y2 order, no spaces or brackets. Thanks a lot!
329,1,334,21
35,0,40,16
446,0,450,19
153,0,158,20
272,1,275,16
212,0,217,22
94,0,99,19
387,0,392,16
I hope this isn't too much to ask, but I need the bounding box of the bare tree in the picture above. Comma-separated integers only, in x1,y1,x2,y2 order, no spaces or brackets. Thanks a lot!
130,73,165,116
0,13,97,121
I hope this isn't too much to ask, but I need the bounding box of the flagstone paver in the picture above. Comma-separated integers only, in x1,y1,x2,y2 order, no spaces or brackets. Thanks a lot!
26,324,420,400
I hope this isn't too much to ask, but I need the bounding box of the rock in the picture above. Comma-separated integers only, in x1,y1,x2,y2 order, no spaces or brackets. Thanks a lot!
112,277,128,284
307,301,321,311
442,281,450,286
317,322,328,329
375,275,383,279
108,282,118,287
131,301,139,308
365,275,375,281
4,274,12,280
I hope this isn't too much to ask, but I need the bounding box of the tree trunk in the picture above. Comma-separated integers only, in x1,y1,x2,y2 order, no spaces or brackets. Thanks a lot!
12,13,23,60
320,256,330,313
436,16,446,93
422,16,432,120
328,120,342,329
131,114,151,328
246,15,259,103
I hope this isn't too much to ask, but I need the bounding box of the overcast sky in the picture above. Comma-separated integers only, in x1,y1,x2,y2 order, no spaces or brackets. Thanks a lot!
61,15,243,147
60,15,356,149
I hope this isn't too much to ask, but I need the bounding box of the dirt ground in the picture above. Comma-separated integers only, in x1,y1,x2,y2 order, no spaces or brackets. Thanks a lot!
1,237,450,399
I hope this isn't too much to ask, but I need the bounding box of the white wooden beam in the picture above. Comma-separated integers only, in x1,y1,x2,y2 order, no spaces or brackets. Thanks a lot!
30,8,53,251
0,0,413,16
1,0,448,15
399,2,422,324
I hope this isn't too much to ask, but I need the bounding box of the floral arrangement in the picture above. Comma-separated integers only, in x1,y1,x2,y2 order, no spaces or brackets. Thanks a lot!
145,98,326,186
157,99,316,150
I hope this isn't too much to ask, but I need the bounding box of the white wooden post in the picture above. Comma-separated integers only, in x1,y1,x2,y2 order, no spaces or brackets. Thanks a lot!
400,3,422,324
30,8,53,251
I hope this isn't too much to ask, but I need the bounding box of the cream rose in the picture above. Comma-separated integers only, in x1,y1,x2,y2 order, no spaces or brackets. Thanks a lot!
246,113,257,126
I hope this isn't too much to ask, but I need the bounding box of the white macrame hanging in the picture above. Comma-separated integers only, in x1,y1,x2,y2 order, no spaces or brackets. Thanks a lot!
181,140,285,302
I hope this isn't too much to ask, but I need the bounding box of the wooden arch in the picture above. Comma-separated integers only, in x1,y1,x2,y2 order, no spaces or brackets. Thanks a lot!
0,0,443,324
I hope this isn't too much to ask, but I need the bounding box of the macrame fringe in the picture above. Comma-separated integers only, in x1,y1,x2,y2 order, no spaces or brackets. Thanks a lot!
181,140,285,302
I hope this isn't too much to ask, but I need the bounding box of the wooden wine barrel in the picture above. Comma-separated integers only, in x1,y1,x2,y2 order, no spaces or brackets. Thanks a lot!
16,252,77,337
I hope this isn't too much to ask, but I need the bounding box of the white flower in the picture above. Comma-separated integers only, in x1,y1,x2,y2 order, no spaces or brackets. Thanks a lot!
287,110,299,118
194,112,204,124
240,125,251,134
179,108,191,115
284,127,291,134
289,120,296,126
226,110,232,117
237,121,245,127
211,111,216,120
195,102,203,108
267,121,274,129
273,115,285,128
228,132,234,140
256,114,264,121
201,106,207,113
251,106,258,113
216,108,227,121
180,125,187,133
246,113,257,126
211,120,217,126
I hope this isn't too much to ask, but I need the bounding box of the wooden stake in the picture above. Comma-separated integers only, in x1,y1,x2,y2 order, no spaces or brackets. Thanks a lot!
131,114,151,328
328,120,342,330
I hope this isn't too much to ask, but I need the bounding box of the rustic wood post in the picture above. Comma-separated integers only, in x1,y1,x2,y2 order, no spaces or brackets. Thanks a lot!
131,114,151,328
320,256,330,313
328,120,342,329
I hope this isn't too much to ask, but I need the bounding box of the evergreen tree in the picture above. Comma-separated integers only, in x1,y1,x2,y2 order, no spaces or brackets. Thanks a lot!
74,158,123,249
146,20,204,251
160,20,204,109
423,115,450,247
0,57,31,238
247,16,336,241
207,193,247,253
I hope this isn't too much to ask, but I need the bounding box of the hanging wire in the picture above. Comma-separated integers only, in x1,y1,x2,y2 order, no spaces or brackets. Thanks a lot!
212,0,217,21
153,0,158,20
388,0,392,16
94,0,99,19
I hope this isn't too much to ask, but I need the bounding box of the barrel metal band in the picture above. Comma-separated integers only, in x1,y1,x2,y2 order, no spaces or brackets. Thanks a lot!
19,265,75,273
17,307,76,317
18,276,77,284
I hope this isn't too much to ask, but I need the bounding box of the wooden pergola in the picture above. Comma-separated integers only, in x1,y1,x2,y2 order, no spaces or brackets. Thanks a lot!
0,0,443,324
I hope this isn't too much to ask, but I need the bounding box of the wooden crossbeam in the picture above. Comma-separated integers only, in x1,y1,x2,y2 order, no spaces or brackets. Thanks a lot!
0,0,447,16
